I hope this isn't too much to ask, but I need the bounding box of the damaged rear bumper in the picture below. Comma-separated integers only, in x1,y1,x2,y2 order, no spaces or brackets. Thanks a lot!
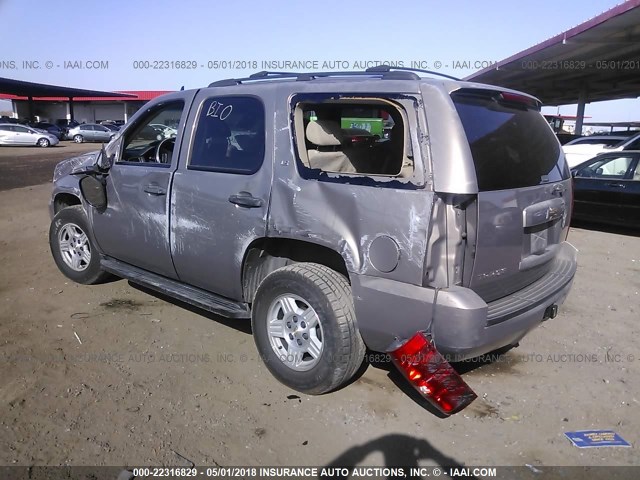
351,242,578,359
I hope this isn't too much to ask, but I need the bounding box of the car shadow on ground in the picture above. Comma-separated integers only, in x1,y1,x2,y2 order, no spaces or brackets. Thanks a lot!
127,282,253,335
570,220,639,237
349,353,448,418
356,344,519,418
323,433,475,479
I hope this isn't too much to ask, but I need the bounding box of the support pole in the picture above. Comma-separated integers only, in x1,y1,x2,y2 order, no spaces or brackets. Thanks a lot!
68,97,75,121
27,96,34,122
574,87,587,136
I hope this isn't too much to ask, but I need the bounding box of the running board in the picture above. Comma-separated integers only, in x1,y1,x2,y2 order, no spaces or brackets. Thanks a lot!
101,256,251,319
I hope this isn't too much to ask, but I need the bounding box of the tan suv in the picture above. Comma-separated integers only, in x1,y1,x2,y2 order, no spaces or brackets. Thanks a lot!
49,67,578,414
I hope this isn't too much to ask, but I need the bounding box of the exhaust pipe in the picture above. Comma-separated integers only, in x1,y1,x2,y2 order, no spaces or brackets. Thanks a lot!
543,304,559,321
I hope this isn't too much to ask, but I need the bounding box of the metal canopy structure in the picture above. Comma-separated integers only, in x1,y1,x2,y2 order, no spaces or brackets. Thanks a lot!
0,77,135,121
465,0,640,134
0,77,135,99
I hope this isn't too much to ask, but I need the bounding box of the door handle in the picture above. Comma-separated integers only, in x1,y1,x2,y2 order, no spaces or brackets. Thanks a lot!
143,183,166,195
228,191,263,208
604,182,625,188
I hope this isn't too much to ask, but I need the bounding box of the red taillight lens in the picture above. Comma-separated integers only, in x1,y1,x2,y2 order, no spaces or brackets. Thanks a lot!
390,332,477,415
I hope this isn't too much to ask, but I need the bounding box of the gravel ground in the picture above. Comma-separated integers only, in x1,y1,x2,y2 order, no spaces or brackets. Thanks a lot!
0,178,638,475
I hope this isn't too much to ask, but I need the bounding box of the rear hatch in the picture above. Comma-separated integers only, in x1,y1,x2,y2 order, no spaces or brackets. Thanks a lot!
451,89,571,303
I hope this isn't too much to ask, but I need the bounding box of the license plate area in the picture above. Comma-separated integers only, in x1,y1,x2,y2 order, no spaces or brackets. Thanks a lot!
529,224,549,254
521,218,562,270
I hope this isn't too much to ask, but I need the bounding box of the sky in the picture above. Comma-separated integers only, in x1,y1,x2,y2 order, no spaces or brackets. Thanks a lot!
0,0,637,123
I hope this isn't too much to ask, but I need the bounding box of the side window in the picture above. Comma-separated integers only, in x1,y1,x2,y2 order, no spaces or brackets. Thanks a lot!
294,98,412,177
577,156,634,178
80,125,91,131
14,126,29,133
119,101,184,165
189,96,265,174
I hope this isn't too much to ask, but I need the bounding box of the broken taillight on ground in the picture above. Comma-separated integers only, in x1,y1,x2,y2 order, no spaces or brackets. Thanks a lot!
390,332,477,415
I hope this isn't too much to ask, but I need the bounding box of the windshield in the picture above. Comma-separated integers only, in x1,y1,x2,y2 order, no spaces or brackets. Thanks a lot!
568,137,624,146
608,133,640,150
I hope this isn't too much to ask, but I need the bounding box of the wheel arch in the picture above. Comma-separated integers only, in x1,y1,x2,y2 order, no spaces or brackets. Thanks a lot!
53,192,82,214
241,237,350,304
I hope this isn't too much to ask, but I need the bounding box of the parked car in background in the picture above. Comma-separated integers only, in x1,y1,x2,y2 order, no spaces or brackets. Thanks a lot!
564,135,627,147
55,119,81,139
32,122,66,140
563,132,640,167
68,123,116,143
571,151,640,228
103,124,121,133
56,119,80,130
0,123,59,147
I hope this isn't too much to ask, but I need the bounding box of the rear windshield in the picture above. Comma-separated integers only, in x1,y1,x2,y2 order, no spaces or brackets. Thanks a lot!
451,89,566,191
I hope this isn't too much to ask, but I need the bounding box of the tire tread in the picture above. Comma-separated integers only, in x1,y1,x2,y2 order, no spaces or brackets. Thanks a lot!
256,262,364,393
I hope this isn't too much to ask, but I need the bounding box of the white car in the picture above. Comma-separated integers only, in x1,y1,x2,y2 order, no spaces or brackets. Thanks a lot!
564,135,627,147
563,133,640,167
0,123,59,147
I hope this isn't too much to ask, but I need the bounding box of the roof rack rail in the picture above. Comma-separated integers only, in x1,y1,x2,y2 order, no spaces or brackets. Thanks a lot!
207,69,422,87
209,73,299,87
366,65,461,81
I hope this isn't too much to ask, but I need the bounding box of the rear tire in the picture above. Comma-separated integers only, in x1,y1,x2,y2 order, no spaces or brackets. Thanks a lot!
49,206,110,285
252,263,365,394
73,135,83,143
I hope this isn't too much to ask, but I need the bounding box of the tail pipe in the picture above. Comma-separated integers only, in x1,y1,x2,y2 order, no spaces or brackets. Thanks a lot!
543,304,559,320
389,332,477,415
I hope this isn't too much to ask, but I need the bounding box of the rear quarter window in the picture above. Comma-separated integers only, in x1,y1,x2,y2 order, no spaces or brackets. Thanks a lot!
452,89,567,191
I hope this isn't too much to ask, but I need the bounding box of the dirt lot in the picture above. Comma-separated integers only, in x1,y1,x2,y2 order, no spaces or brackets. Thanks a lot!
0,142,99,191
0,147,638,474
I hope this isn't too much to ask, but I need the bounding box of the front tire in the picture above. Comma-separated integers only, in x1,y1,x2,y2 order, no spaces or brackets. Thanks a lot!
73,134,83,143
37,138,50,147
252,263,365,394
49,206,110,285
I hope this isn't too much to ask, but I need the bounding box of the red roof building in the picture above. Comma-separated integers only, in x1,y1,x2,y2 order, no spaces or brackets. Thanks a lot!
0,91,174,124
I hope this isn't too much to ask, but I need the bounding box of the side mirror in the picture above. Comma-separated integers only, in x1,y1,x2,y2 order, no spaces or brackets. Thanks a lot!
79,175,107,210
